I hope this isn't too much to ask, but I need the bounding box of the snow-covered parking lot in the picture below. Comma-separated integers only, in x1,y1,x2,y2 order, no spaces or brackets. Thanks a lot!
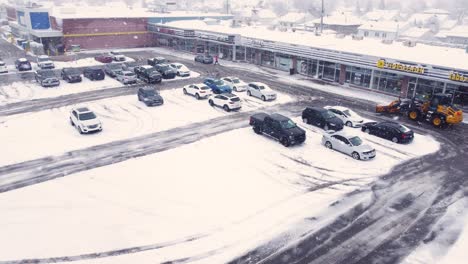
0,118,439,263
0,89,294,166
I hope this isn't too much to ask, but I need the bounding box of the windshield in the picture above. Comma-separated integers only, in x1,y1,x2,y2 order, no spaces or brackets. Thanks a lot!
322,111,335,119
258,85,266,90
280,119,297,129
144,90,156,96
38,57,49,62
65,69,80,75
398,125,411,132
214,80,225,85
233,78,240,83
40,71,55,77
349,136,362,146
79,112,97,121
161,65,171,71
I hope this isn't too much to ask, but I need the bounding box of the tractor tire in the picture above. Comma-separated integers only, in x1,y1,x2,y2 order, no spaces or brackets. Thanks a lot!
431,115,444,127
408,111,420,121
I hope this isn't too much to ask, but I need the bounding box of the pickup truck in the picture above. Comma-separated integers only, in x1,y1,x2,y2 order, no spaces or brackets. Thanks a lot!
249,113,306,147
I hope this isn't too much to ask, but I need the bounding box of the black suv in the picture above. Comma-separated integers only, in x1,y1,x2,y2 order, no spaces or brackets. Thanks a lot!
134,65,162,84
15,58,32,71
83,67,105,81
61,68,82,83
137,87,164,106
104,63,123,78
147,57,167,66
153,63,177,79
302,107,344,131
35,69,60,87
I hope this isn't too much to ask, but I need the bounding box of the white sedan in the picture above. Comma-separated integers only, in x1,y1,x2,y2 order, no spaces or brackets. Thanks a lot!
324,106,364,127
246,82,277,101
183,83,213,99
208,93,242,112
170,63,191,77
221,77,248,92
321,131,376,160
110,51,126,61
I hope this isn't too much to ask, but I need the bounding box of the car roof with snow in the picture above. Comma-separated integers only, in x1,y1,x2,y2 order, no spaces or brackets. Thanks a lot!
74,107,92,113
250,82,267,86
141,65,153,69
222,93,238,98
325,105,349,111
18,58,28,62
38,55,49,58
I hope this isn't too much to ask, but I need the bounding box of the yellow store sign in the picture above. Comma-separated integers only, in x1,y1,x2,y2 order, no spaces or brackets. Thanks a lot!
449,72,468,83
377,59,425,74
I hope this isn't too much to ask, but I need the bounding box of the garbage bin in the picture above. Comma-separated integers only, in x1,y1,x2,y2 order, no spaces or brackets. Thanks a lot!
289,68,295,75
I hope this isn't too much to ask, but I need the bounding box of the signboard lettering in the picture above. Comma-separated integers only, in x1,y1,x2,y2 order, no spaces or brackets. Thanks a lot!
377,59,425,74
449,72,468,83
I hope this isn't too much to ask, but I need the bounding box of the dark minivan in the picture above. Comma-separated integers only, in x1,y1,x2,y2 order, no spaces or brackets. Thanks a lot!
83,67,105,81
302,107,344,131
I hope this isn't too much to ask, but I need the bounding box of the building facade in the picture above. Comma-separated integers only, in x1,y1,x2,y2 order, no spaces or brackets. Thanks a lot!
148,23,468,107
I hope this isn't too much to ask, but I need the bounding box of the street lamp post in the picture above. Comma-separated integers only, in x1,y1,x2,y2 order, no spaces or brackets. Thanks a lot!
320,0,324,33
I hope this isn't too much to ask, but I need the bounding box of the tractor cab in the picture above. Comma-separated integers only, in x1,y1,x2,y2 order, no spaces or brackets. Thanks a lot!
430,93,453,110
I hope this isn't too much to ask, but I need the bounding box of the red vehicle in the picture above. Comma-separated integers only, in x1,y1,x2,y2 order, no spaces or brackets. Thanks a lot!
94,54,113,63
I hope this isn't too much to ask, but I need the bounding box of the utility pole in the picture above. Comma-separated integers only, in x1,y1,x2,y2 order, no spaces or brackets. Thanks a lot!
226,0,230,14
320,0,324,33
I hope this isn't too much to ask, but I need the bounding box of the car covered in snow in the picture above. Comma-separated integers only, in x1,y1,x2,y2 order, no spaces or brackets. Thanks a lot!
147,57,166,66
246,82,277,101
15,58,32,71
83,67,105,81
134,65,162,84
116,70,137,84
250,113,306,147
36,55,55,69
61,68,82,83
34,69,60,87
324,106,364,127
153,63,177,79
194,54,213,64
221,77,248,92
0,60,8,73
169,63,190,77
137,87,164,106
109,51,126,61
302,107,344,131
94,54,113,63
122,61,139,72
203,78,232,94
69,107,102,134
322,131,376,160
183,83,212,99
361,121,414,144
208,93,242,112
104,63,123,78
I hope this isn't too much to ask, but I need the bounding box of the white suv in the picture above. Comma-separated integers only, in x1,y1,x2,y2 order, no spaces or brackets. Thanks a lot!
247,82,277,101
37,55,55,69
0,60,8,73
221,77,248,92
110,51,126,61
208,93,242,112
70,107,102,134
183,83,212,99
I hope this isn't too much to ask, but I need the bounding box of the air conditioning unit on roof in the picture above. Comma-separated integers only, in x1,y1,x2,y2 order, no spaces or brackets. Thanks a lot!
352,35,364,40
403,40,417,47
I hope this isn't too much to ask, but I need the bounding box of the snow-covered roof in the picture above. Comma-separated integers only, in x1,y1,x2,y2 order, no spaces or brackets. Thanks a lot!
158,20,468,71
311,14,362,26
440,20,459,30
445,26,468,38
423,9,450,15
279,12,307,23
359,21,400,32
363,10,399,21
51,7,232,20
401,27,432,38
407,13,448,26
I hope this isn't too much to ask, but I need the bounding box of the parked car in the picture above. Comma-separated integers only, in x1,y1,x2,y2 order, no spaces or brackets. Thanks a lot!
94,54,113,63
361,121,414,143
104,63,123,78
35,69,60,87
221,77,248,92
169,63,190,77
324,106,364,127
302,107,344,131
69,107,102,134
183,83,212,99
0,60,8,73
322,131,376,160
203,78,232,94
246,82,277,101
249,113,306,147
153,63,177,79
36,55,55,69
137,87,164,106
110,51,125,61
122,61,139,72
147,57,166,66
116,70,137,84
134,65,162,84
61,68,82,83
15,58,32,71
194,54,213,64
83,67,105,81
208,93,242,112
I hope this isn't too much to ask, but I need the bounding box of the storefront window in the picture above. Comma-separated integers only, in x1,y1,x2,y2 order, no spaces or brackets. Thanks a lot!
275,55,292,71
446,84,468,108
345,66,372,88
220,45,233,60
371,70,403,95
414,79,445,100
297,59,318,77
319,61,340,82
261,51,275,67
246,48,257,64
235,46,246,61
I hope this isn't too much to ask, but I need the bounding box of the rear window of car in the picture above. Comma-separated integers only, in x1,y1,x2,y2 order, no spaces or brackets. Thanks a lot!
201,86,210,90
231,97,241,102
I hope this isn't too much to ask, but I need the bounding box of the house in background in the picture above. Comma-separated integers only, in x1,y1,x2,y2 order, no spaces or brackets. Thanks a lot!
310,11,362,35
442,26,468,45
357,21,402,40
362,9,401,22
278,12,309,31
